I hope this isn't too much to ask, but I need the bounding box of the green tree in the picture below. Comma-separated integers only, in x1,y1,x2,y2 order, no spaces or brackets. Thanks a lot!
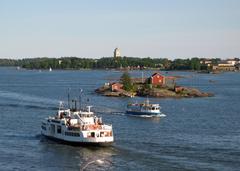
120,72,133,91
190,58,201,70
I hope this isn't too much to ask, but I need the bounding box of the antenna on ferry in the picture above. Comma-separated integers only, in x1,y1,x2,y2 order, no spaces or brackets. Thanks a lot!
67,88,70,109
59,101,64,110
74,98,77,111
79,88,83,110
146,96,149,105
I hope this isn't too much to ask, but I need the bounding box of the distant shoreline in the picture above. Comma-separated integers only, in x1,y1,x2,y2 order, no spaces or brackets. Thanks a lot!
0,56,239,72
2,66,240,74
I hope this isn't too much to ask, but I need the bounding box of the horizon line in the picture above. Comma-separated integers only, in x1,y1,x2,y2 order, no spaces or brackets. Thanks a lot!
0,56,239,60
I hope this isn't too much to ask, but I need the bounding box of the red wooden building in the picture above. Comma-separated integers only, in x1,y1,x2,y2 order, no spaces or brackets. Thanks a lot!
174,86,184,93
111,83,123,91
150,73,165,86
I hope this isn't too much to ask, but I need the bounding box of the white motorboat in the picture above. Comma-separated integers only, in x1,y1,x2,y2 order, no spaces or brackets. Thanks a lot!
126,99,166,117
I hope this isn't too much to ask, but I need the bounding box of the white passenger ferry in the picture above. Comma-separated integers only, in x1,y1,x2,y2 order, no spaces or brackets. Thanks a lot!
41,98,114,146
126,99,166,117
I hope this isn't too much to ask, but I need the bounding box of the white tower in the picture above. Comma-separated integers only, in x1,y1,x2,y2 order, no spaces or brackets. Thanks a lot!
114,48,121,58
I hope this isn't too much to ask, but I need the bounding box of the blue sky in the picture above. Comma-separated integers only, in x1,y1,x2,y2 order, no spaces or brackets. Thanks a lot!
0,0,239,59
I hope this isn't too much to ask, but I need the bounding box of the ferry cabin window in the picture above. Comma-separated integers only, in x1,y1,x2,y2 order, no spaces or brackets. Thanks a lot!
65,132,80,137
57,126,61,134
51,124,55,134
41,126,46,130
91,132,95,138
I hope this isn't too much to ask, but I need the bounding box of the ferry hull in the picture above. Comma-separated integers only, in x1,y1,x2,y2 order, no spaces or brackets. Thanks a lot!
126,110,161,116
42,134,113,147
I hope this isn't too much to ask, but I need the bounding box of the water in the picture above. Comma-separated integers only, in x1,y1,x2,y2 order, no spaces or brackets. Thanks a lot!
0,67,239,171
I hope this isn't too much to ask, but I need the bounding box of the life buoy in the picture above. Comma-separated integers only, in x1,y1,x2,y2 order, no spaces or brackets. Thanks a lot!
93,125,98,129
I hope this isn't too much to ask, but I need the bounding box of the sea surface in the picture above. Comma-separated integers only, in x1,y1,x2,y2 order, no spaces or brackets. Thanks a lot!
0,67,239,171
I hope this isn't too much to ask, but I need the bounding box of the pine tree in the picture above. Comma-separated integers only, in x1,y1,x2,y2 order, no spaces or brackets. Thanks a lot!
120,72,133,91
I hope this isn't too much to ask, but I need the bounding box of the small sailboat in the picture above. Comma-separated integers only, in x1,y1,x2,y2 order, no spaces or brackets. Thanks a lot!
49,67,52,72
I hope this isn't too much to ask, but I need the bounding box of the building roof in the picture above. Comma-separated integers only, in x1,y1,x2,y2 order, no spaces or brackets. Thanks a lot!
218,60,229,64
151,73,163,77
111,82,123,86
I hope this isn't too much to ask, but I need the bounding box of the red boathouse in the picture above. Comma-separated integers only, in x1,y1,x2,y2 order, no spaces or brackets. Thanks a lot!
150,73,165,86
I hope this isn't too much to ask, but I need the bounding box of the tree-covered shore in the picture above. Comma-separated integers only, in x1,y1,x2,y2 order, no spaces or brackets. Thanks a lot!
0,57,220,70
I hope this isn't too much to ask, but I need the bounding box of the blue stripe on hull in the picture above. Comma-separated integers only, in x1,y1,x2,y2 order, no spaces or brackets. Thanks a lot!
126,111,160,116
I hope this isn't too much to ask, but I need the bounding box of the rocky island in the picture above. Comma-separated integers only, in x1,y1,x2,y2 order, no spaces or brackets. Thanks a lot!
95,72,214,98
